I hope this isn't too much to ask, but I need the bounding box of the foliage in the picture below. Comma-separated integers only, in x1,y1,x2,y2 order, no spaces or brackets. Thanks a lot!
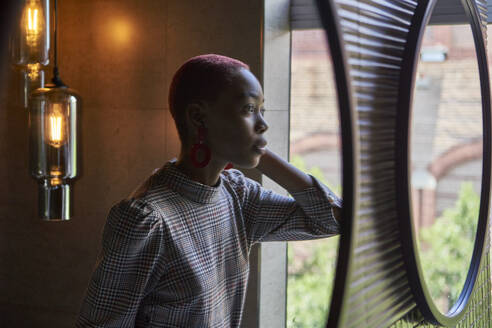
289,155,331,190
419,182,479,312
287,237,339,328
287,155,340,328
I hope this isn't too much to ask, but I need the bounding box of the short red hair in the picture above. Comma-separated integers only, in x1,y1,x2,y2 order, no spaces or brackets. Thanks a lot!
168,54,249,143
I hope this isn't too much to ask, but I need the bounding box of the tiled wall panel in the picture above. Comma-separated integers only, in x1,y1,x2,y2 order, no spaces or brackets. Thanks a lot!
0,1,262,326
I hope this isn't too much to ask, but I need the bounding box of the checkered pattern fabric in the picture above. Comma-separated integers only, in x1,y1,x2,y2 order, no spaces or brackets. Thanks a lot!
76,161,340,327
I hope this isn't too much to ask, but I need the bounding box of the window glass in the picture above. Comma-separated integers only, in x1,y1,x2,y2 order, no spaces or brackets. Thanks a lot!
288,29,341,328
411,22,481,313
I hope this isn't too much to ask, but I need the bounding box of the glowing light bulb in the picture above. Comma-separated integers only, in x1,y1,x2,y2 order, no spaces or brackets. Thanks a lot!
28,8,38,32
10,0,49,66
46,103,67,148
23,0,44,47
50,115,62,142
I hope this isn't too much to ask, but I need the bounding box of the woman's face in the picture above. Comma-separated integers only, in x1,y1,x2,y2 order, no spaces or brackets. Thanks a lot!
203,68,269,168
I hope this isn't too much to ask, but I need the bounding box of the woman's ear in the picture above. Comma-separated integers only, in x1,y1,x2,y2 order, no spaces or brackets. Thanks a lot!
186,102,207,130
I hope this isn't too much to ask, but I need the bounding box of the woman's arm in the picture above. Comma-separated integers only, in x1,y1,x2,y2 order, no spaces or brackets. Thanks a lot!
76,200,164,327
255,148,313,193
255,148,342,221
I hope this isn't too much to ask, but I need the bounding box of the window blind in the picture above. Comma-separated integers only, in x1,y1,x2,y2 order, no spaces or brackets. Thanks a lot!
290,0,492,30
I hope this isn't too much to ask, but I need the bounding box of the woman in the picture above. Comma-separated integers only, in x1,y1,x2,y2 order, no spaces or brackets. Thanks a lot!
77,54,341,327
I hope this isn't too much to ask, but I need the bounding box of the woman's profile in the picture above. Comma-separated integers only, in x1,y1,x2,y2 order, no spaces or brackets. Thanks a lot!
76,54,341,327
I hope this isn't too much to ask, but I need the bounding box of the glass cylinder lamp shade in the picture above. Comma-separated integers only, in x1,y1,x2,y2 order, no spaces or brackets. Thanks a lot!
10,0,50,67
21,64,45,108
29,86,81,220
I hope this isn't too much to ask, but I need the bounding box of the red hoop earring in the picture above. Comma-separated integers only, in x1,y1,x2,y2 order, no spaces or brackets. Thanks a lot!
190,126,211,168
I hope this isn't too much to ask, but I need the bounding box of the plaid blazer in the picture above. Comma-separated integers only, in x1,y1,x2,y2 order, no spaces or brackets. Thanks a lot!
76,161,341,327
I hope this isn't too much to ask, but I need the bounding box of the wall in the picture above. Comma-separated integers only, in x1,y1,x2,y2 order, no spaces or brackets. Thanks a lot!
0,1,262,326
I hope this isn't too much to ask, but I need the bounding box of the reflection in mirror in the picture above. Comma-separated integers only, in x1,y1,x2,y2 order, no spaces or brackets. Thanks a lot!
410,17,481,313
288,29,341,327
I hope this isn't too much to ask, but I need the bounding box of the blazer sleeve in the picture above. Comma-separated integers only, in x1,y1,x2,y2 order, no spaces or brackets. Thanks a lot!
224,169,341,245
76,199,165,328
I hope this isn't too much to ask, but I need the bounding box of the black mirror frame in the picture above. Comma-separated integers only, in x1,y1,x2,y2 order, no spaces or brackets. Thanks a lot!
313,0,358,327
395,0,491,325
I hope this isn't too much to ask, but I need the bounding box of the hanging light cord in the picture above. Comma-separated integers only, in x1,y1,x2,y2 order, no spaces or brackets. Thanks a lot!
51,0,65,87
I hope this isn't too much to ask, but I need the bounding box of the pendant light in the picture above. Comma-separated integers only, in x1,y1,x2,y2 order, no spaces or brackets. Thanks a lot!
10,0,50,67
29,0,81,221
11,0,50,108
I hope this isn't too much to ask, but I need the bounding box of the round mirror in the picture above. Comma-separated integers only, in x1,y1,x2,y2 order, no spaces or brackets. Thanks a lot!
405,0,490,320
288,28,342,328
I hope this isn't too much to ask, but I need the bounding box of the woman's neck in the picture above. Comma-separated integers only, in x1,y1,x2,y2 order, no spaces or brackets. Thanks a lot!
175,152,225,186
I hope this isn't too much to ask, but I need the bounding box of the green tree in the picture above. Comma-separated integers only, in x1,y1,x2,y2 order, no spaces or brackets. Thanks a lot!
419,182,479,312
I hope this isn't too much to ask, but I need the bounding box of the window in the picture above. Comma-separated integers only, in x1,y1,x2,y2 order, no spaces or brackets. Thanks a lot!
287,28,341,328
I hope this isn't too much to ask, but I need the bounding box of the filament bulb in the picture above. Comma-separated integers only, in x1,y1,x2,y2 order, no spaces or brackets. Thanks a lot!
23,0,44,47
46,103,67,148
